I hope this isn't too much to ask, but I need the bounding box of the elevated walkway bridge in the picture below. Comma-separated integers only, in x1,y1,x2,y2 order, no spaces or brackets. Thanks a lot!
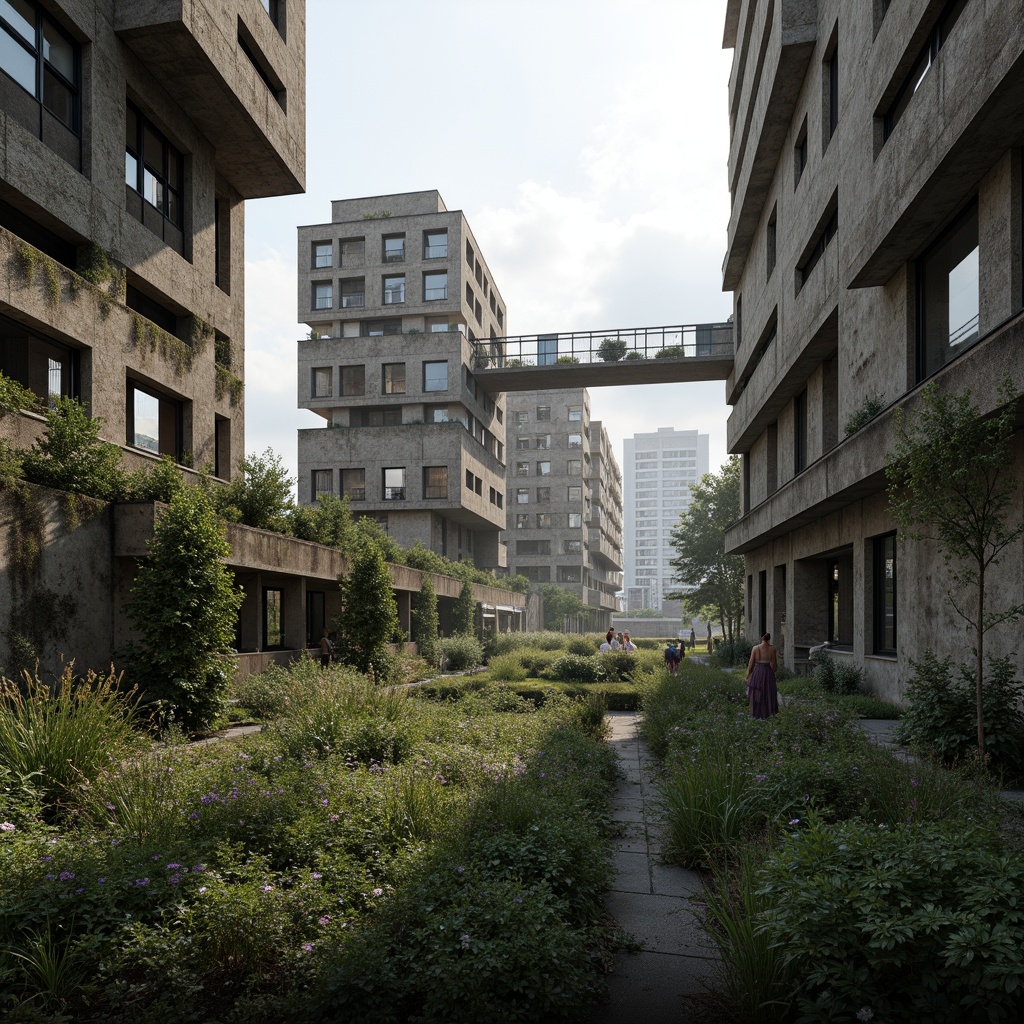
471,322,734,391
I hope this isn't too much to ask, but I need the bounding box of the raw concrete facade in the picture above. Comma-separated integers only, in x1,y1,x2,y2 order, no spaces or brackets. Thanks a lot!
504,389,623,630
721,0,1024,699
0,0,306,476
622,427,710,613
296,191,508,570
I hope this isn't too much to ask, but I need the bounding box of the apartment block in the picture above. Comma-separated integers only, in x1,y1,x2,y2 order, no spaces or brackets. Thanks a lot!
622,427,710,611
296,191,508,570
722,0,1024,696
504,389,623,629
0,0,305,476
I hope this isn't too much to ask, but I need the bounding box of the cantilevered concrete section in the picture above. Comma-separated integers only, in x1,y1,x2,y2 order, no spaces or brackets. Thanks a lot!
472,322,734,392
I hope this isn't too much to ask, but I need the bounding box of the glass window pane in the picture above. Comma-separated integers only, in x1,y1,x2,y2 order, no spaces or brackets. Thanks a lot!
166,148,180,188
134,389,160,452
1,0,34,44
42,19,73,79
423,360,447,392
0,28,36,93
143,167,162,210
166,187,180,227
125,150,138,189
42,65,73,125
947,246,979,347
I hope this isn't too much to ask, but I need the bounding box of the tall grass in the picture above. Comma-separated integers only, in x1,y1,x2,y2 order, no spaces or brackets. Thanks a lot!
86,750,183,846
700,845,797,1023
0,665,139,810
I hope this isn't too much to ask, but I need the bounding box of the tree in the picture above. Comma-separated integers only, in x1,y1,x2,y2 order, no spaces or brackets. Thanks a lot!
540,584,585,632
123,486,243,730
452,579,476,635
335,545,400,679
414,575,440,668
597,337,627,362
886,379,1024,760
666,457,744,643
216,448,294,531
289,494,356,550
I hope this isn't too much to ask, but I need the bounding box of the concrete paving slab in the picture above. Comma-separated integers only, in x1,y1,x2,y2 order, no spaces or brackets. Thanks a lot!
604,891,717,957
590,950,722,1023
610,805,646,823
609,849,653,894
651,863,704,899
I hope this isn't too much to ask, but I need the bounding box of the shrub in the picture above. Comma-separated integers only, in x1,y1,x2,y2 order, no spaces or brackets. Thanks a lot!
545,653,602,683
711,637,752,668
759,817,1024,1022
487,655,528,682
624,350,643,360
565,636,595,656
414,576,440,670
452,581,476,635
896,651,1024,771
336,545,401,680
122,486,243,731
439,632,484,672
214,448,294,532
654,345,684,358
597,337,627,362
843,392,886,436
598,651,641,682
233,666,293,720
814,653,862,695
0,664,140,811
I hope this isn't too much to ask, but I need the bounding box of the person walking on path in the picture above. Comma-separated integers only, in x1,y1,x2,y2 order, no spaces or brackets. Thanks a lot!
689,627,696,651
664,641,680,675
745,632,778,718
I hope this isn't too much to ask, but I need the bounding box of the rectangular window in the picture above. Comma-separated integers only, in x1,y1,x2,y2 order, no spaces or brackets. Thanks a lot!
564,540,582,554
536,405,551,421
567,486,582,501
424,271,448,301
568,512,582,529
263,588,284,648
537,336,557,365
568,433,582,448
340,237,365,264
383,235,405,262
426,403,449,423
313,469,333,499
423,466,448,499
884,0,969,141
341,468,365,501
916,200,979,382
0,2,79,133
516,513,529,528
517,540,551,556
536,487,550,503
313,242,332,268
536,461,551,476
313,281,332,310
424,230,448,259
383,275,405,304
568,459,581,475
339,364,365,396
312,366,332,397
515,411,529,425
826,47,839,143
383,363,406,394
340,277,364,308
794,120,808,187
516,438,530,450
873,533,897,655
351,406,401,427
766,208,777,279
383,467,406,500
794,390,807,474
557,565,580,583
365,318,402,336
535,434,551,449
537,513,553,529
798,206,838,288
423,360,448,392
128,381,181,459
516,488,530,504
515,461,530,476
568,406,582,422
126,101,183,247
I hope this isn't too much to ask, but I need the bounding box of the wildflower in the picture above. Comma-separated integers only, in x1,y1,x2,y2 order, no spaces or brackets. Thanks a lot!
59,871,75,881
460,934,472,949
302,943,314,952
169,874,182,886
189,812,201,820
321,799,329,806
105,802,116,811
911,777,919,788
134,878,150,887
98,877,106,885
856,1010,874,1022
199,886,207,893
192,865,205,873
1,822,16,831
262,885,274,892
789,818,800,826
151,854,161,862
311,872,322,880
754,774,768,782
372,887,383,897
456,866,465,875
40,855,52,863
166,862,181,870
45,873,55,880
318,916,331,926
75,887,84,894
329,813,339,821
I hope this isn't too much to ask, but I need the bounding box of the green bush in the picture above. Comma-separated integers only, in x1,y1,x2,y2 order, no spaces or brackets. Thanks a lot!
814,653,862,695
597,337,627,362
759,817,1024,1022
598,651,641,682
565,636,596,657
710,637,752,668
440,632,484,672
844,392,885,436
836,694,903,719
654,345,684,358
895,651,1024,772
232,665,293,720
545,653,602,683
487,654,528,682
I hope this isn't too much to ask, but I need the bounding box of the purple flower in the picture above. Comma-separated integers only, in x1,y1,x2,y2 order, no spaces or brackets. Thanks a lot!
134,878,150,887
321,799,329,806
45,873,55,880
75,887,84,894
98,877,106,885
166,862,181,870
789,818,800,826
40,855,52,863
262,885,274,892
372,887,383,897
151,854,161,862
59,871,75,881
318,916,331,926
168,874,182,886
911,777,919,788
302,943,314,952
192,865,205,873
1,821,16,831
311,872,322,880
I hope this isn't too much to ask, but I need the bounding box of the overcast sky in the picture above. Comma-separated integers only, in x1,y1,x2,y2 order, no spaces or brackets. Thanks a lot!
244,0,734,484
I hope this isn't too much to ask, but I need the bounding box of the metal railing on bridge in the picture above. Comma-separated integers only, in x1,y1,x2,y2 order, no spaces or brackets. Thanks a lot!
471,322,733,370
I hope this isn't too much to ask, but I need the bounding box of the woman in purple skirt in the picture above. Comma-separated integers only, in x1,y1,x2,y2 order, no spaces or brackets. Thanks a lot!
745,632,779,719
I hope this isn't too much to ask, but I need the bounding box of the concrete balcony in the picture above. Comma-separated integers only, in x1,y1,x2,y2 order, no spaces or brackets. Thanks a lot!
114,0,305,198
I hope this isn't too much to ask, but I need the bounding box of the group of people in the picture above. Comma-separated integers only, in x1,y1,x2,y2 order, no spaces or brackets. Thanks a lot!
599,629,636,652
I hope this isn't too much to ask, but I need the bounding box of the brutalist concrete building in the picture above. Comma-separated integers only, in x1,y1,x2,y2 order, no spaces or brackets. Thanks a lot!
721,0,1024,696
504,389,623,629
0,0,305,475
296,191,508,570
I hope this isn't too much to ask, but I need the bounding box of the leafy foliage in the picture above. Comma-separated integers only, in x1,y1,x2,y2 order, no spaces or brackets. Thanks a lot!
413,575,440,669
843,391,885,436
813,652,863,695
886,379,1024,758
540,583,585,630
667,456,744,642
335,545,400,678
288,494,356,549
0,370,39,417
122,486,243,731
439,632,484,671
544,653,602,683
21,397,126,501
597,337,627,361
215,448,294,532
452,580,476,635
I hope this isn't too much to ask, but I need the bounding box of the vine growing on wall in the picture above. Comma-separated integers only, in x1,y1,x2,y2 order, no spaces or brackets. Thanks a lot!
129,312,194,377
215,364,244,406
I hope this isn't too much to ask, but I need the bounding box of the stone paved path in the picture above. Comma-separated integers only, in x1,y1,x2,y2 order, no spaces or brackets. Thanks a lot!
589,710,720,1023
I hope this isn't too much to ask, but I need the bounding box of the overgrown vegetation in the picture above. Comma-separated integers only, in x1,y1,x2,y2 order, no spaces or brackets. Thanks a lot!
0,658,617,1021
641,659,1023,1020
334,545,401,679
843,391,885,435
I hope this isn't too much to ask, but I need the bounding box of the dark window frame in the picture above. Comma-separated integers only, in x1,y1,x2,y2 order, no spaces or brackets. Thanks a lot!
125,100,184,229
872,532,898,655
794,389,808,474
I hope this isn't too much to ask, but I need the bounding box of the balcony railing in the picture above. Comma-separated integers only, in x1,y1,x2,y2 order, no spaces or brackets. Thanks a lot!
341,293,364,308
471,321,733,369
384,251,405,263
424,244,448,259
424,287,448,300
343,488,366,501
383,487,406,500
